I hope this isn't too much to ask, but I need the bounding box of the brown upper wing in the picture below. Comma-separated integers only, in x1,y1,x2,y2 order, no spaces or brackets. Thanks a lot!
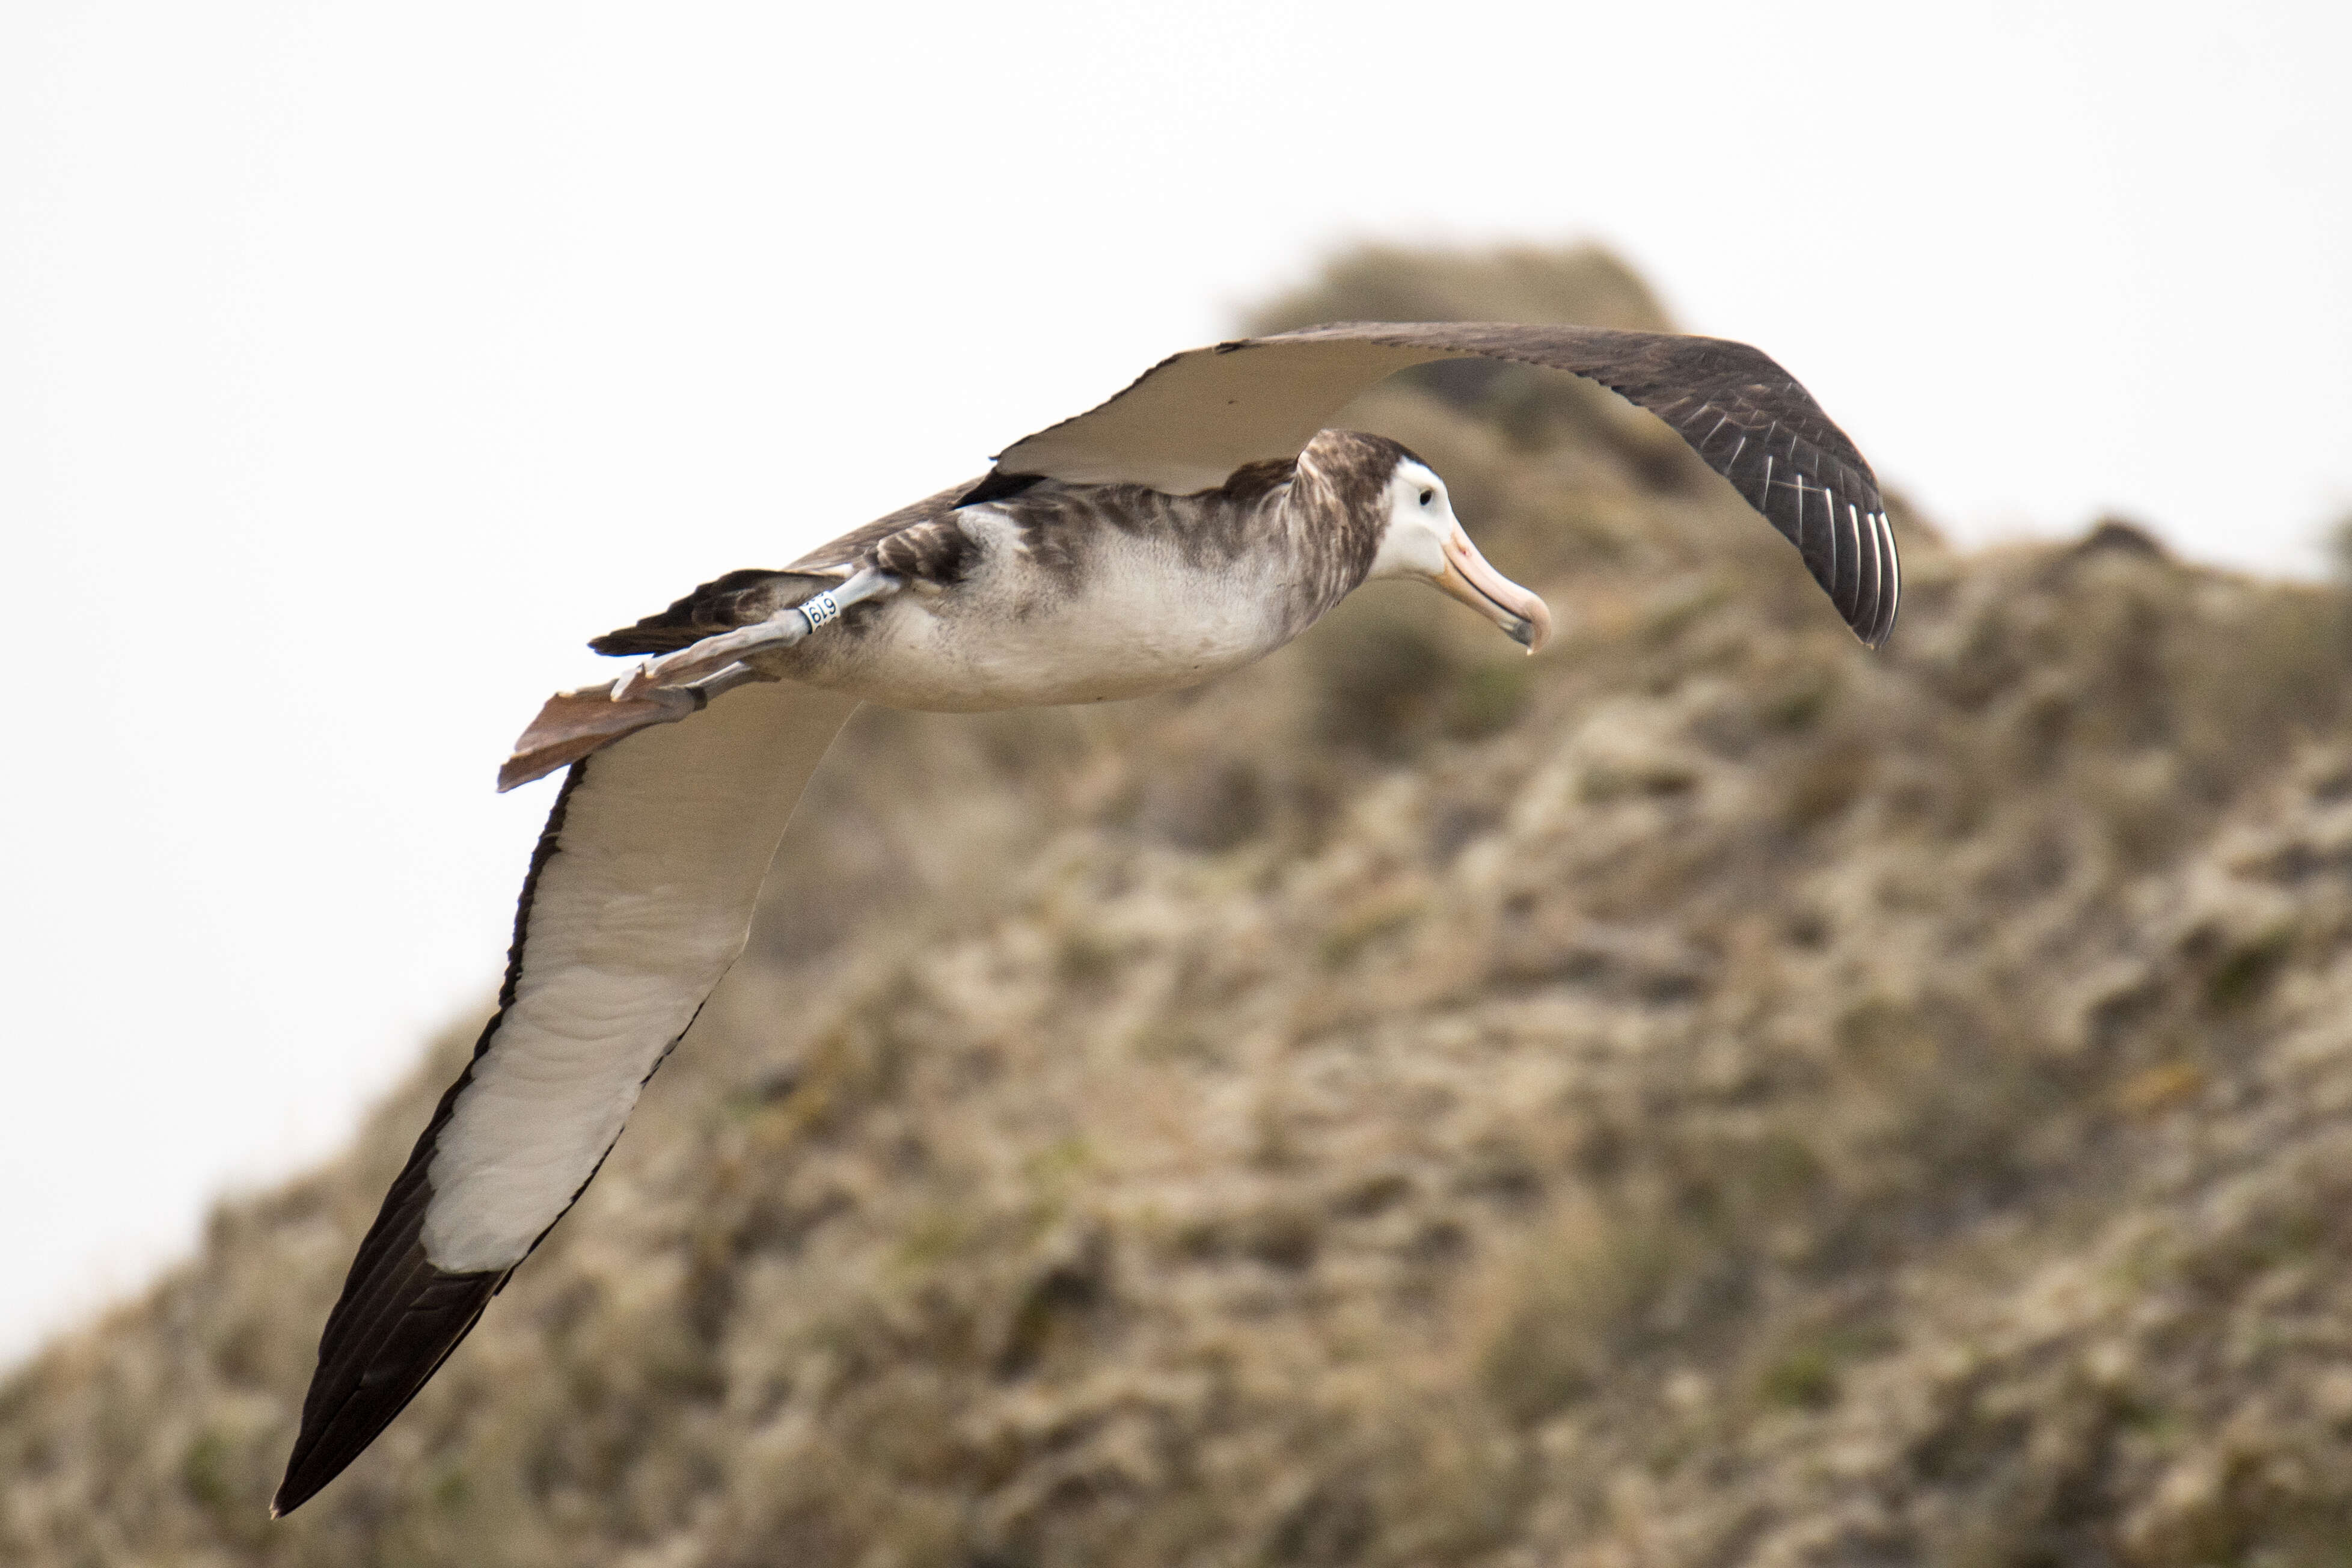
587,481,987,658
994,322,1897,646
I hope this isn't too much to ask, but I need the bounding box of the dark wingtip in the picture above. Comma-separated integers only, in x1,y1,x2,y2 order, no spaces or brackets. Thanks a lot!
271,1449,325,1517
272,1263,503,1516
271,1452,337,1518
1862,506,1902,649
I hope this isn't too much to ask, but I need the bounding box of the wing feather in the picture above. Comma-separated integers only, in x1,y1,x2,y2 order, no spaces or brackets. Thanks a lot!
587,480,989,658
995,322,1897,645
274,679,858,1514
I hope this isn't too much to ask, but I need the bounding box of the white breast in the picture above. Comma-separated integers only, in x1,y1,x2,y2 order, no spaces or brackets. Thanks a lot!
780,510,1305,711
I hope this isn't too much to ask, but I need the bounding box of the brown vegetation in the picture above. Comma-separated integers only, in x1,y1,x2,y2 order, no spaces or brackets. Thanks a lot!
10,247,2352,1566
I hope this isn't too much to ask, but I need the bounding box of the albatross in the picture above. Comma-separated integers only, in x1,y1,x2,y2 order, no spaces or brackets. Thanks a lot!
273,320,1897,1514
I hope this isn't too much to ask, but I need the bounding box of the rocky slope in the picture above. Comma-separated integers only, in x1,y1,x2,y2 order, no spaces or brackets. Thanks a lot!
10,248,2352,1567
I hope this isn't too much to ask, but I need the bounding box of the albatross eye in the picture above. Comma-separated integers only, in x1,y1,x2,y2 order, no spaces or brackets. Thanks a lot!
1418,489,1435,506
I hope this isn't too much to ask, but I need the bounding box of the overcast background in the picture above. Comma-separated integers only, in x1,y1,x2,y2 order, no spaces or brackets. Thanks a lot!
5,0,2347,1369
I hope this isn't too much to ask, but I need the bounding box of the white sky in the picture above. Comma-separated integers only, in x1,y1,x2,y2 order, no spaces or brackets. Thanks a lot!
4,0,2347,1370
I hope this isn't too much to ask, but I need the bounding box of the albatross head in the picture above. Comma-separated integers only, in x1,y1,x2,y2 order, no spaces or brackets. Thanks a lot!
1364,452,1553,652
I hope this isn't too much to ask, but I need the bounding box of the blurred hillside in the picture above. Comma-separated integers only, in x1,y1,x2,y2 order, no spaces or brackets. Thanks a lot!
11,246,2352,1567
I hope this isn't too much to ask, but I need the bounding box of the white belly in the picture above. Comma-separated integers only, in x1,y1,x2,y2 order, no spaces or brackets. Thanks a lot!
767,518,1304,711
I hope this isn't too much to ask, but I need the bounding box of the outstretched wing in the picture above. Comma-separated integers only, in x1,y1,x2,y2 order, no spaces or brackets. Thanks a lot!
995,322,1897,646
274,678,859,1516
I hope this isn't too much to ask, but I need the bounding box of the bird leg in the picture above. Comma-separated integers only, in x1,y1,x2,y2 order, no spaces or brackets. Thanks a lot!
611,569,901,700
497,662,765,792
502,569,902,791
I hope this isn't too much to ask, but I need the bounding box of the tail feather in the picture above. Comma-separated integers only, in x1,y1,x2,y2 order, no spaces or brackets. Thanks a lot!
497,682,694,792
